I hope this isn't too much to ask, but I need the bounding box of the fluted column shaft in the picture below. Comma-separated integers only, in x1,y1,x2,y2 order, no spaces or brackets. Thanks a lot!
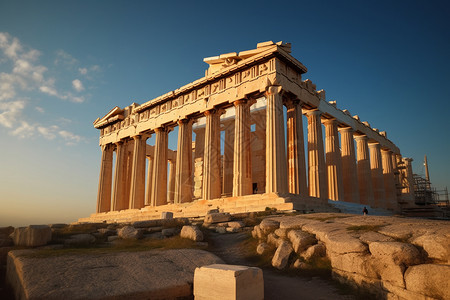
286,99,307,195
265,86,288,194
112,141,127,211
356,135,374,205
129,135,147,209
339,127,359,203
203,110,222,200
145,156,153,206
151,127,168,206
97,144,113,213
382,149,397,210
324,119,344,201
233,100,252,196
222,121,234,196
369,143,385,208
306,110,327,199
168,160,176,203
174,119,193,203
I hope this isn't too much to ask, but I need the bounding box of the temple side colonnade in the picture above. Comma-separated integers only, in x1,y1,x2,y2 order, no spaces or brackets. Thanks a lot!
89,42,416,222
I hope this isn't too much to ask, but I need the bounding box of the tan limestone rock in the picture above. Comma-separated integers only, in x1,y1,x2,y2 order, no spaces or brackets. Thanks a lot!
227,221,244,229
256,243,271,255
267,233,282,247
301,243,326,261
411,234,450,263
259,218,280,234
358,231,394,244
325,233,368,254
369,242,421,265
194,264,264,300
404,264,450,300
274,228,288,238
329,252,378,279
287,230,317,253
64,234,96,246
272,241,293,269
7,248,224,300
117,226,143,240
12,225,52,247
204,212,231,224
180,225,203,242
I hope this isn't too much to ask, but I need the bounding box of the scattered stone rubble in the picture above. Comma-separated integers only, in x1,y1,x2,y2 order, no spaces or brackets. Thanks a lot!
251,213,450,300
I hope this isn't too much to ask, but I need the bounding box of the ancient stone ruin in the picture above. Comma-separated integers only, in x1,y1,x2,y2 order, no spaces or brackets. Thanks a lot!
83,41,416,223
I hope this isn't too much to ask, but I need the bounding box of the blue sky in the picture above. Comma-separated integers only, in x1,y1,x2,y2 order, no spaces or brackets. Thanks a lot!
0,0,449,226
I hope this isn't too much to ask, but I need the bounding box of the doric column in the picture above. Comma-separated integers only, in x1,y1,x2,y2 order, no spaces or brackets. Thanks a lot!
193,127,205,199
97,144,113,213
222,120,234,196
306,110,327,199
168,160,176,203
355,135,374,205
124,140,133,204
112,141,127,211
150,127,168,206
339,127,359,203
286,99,307,195
145,156,153,206
369,142,385,208
203,109,222,200
324,119,344,201
265,86,288,194
129,134,148,209
174,119,193,203
382,149,397,210
233,100,253,196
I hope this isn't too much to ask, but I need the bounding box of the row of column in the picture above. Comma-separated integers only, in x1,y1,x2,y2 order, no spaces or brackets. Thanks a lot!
97,85,402,213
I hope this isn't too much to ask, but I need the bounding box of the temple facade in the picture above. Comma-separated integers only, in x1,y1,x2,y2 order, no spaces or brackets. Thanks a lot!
83,42,416,223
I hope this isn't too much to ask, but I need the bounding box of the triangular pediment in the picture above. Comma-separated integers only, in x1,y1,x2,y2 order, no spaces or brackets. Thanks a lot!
93,106,124,129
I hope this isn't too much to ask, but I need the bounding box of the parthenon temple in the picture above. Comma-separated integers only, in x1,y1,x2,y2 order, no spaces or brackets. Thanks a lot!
84,41,416,223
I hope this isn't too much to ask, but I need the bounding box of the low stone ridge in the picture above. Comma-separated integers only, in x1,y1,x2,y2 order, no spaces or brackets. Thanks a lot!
12,225,52,247
251,213,450,299
7,248,223,300
203,212,231,224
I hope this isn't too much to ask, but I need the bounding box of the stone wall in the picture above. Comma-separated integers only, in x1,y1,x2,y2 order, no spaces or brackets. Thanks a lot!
251,213,450,300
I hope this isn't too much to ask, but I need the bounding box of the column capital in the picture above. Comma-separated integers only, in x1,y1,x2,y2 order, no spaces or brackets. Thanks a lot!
265,85,282,96
284,97,301,109
305,109,322,117
322,118,337,126
368,142,381,148
233,99,247,106
338,126,354,133
354,134,368,141
177,118,191,126
114,140,124,146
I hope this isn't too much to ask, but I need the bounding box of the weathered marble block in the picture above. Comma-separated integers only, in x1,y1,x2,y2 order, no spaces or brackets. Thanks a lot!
194,264,263,300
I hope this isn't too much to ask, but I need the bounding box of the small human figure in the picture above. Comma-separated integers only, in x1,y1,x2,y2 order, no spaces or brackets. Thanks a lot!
363,207,368,216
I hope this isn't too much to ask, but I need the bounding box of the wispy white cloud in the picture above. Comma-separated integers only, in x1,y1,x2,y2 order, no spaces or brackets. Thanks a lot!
72,79,84,92
78,67,87,75
35,106,44,113
0,32,89,145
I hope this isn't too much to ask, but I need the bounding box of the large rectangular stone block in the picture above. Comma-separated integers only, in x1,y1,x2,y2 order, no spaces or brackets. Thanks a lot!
194,264,263,300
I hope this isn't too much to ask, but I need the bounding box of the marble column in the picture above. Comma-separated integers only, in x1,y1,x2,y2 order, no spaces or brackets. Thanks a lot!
355,135,374,206
203,109,222,200
124,140,134,205
324,119,344,201
306,110,327,199
265,86,288,194
112,141,127,211
150,127,168,206
193,127,205,199
129,134,147,209
382,149,397,210
168,160,176,203
222,120,234,196
97,144,113,213
233,99,253,196
174,119,193,203
339,127,359,203
369,142,385,208
145,156,153,206
286,99,307,195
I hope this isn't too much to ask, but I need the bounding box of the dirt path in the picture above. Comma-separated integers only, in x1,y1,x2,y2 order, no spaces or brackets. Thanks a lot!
207,231,363,300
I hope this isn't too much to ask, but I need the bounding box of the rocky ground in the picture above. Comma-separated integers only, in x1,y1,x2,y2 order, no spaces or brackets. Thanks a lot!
1,210,448,299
